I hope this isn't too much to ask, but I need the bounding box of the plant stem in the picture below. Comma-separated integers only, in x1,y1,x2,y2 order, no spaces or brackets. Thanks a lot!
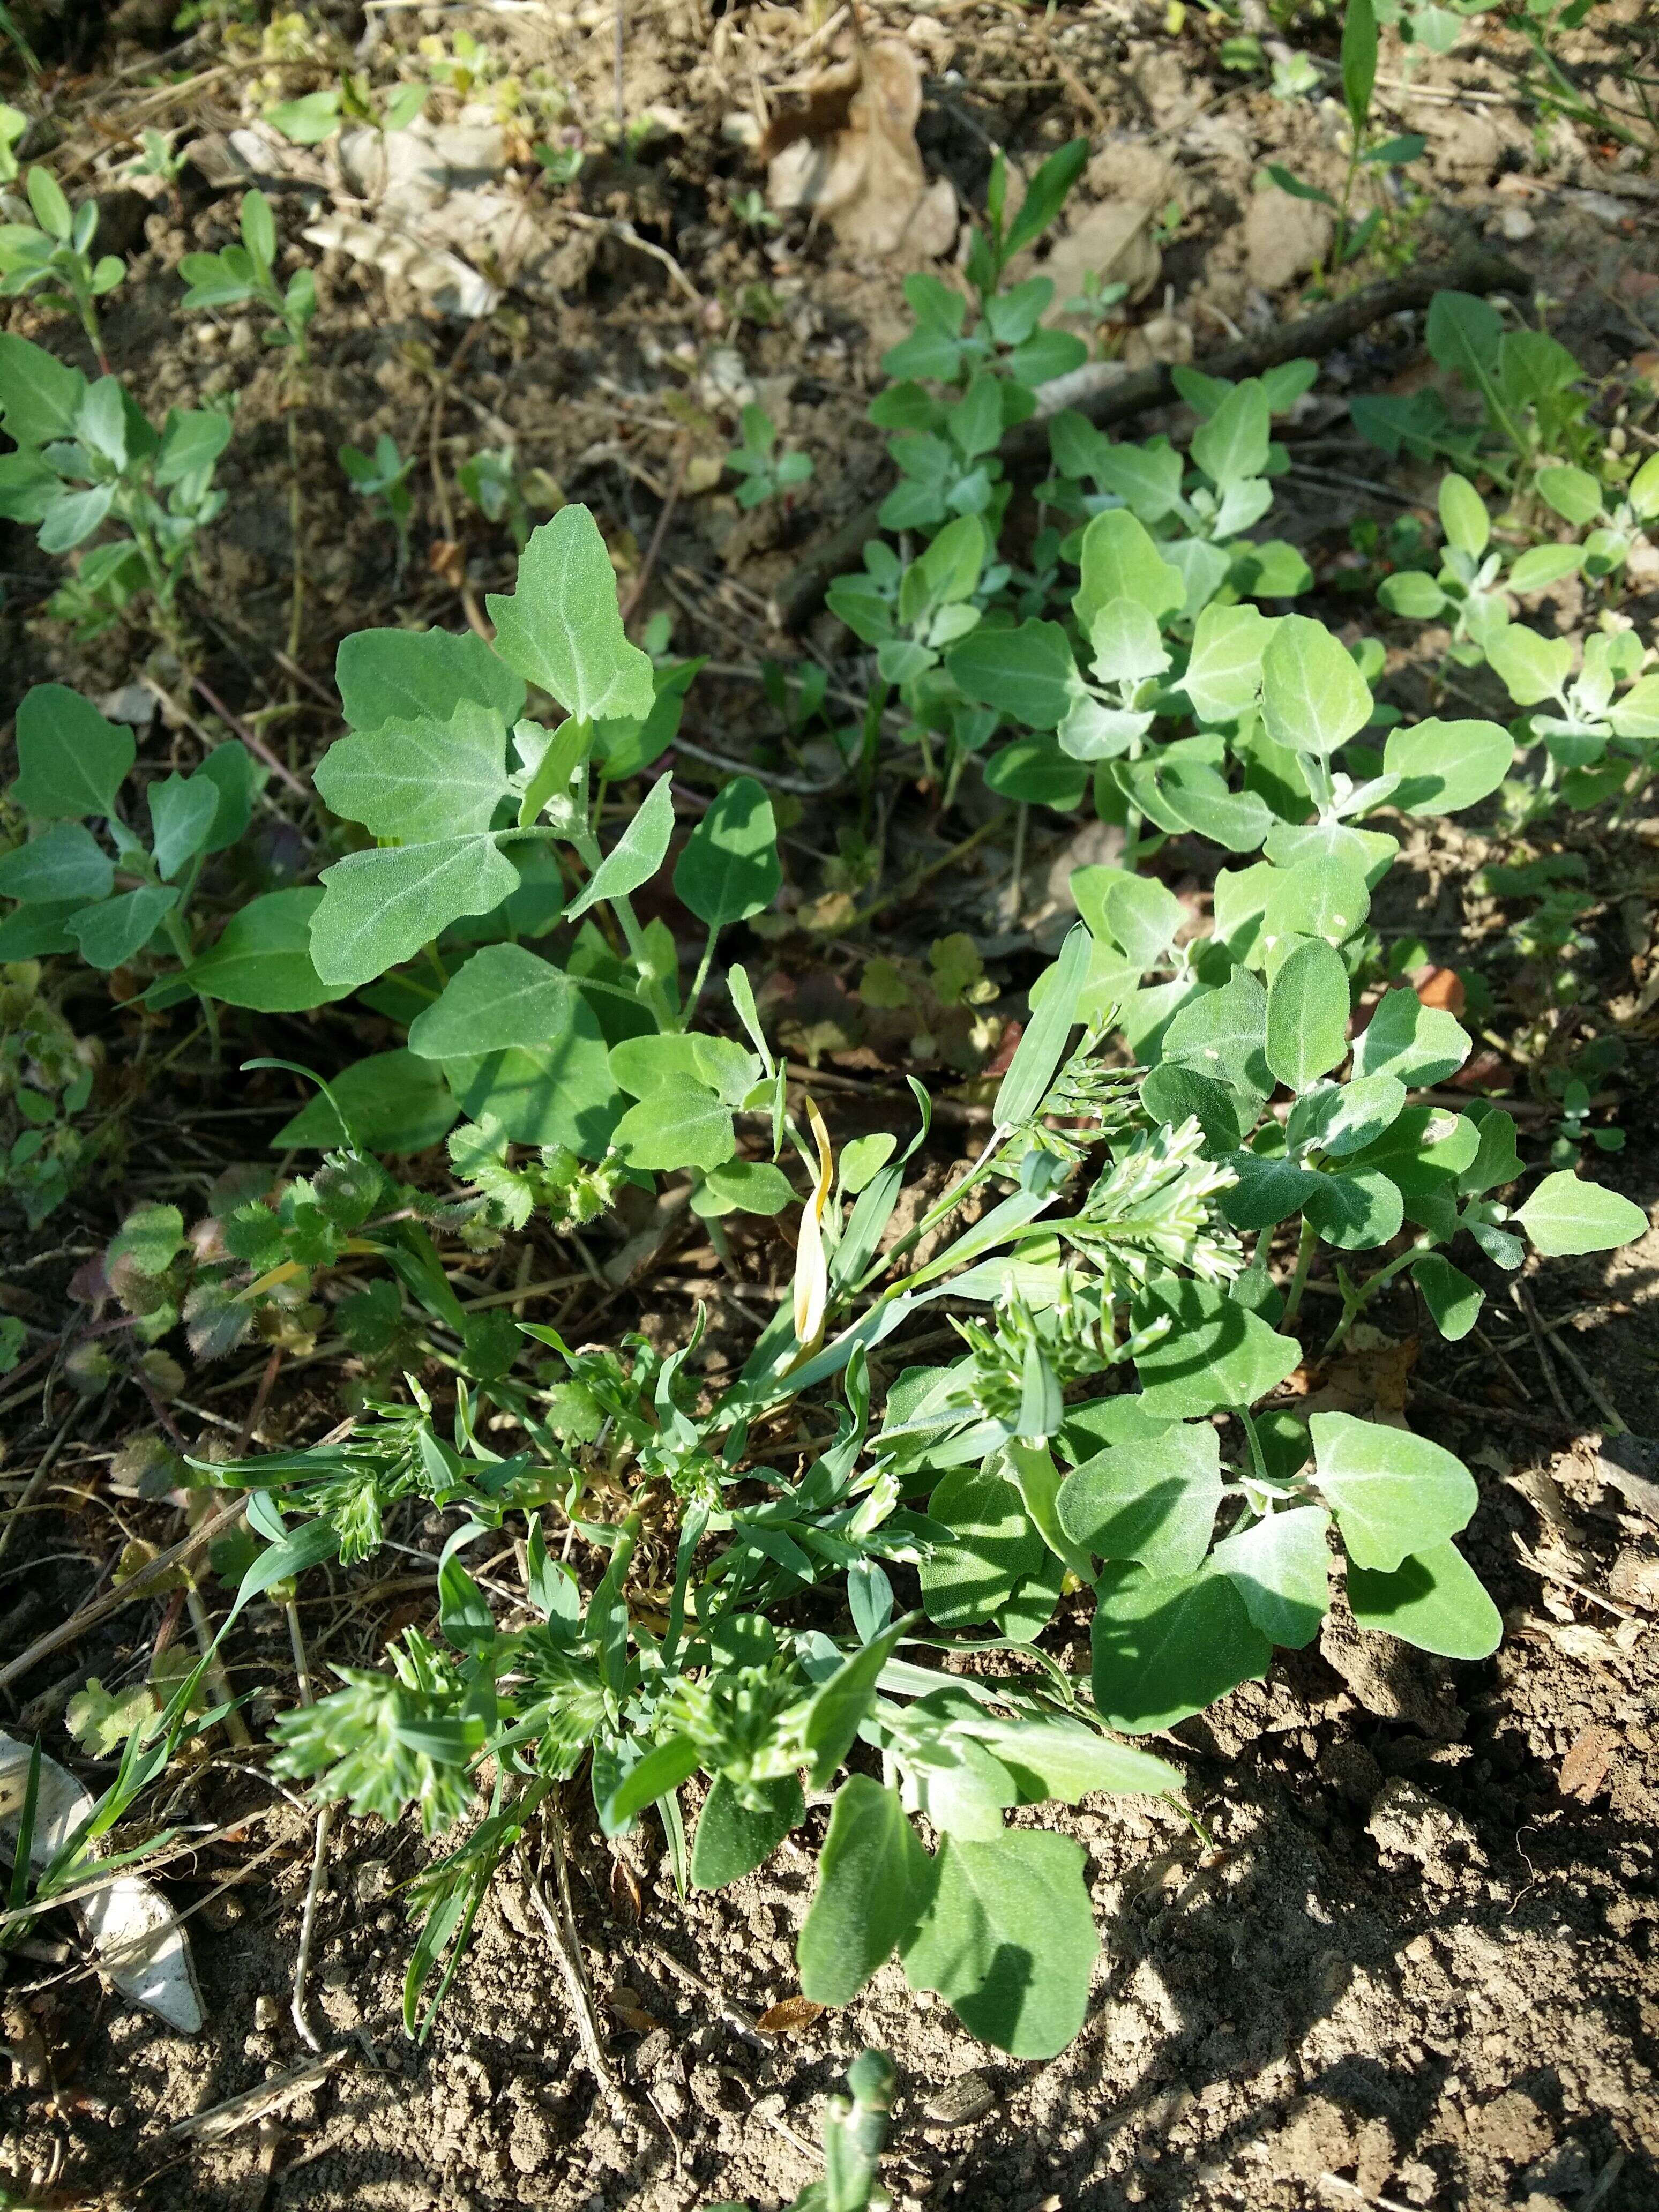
1281,1216,1318,1331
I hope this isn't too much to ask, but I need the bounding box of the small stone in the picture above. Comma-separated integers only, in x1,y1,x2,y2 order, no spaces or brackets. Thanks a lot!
253,1994,279,2030
1497,206,1536,242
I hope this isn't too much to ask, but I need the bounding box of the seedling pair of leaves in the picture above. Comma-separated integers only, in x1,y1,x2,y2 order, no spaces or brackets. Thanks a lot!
177,186,316,358
726,403,813,509
0,333,230,637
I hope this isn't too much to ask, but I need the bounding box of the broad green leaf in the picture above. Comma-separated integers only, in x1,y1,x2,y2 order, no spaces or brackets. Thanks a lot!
1088,597,1169,685
1341,0,1378,128
1535,464,1602,526
1214,1503,1331,1648
1457,1105,1523,1195
691,1774,803,1889
1437,473,1488,557
994,921,1092,1129
1425,290,1503,382
1265,936,1350,1092
611,1085,734,1172
0,820,111,904
1310,1410,1477,1572
485,505,655,723
1303,1164,1403,1250
1074,508,1184,632
1142,1062,1247,1150
800,1616,913,1788
1288,1070,1406,1156
1411,1251,1483,1340
1352,987,1470,1086
1181,601,1274,724
408,943,583,1058
147,772,219,881
946,618,1078,730
1071,864,1181,971
186,888,352,1011
601,1735,701,1831
899,1830,1097,2059
1383,719,1513,814
1508,543,1582,593
961,1716,1179,1804
1347,1542,1501,1658
1261,616,1373,756
694,1159,795,1217
1090,1559,1272,1732
1132,1277,1300,1418
1190,378,1270,489
564,772,674,920
38,484,115,552
197,743,253,853
334,626,525,735
1056,1419,1222,1579
671,776,780,929
313,701,514,841
1161,966,1272,1104
920,1461,1045,1628
1486,624,1572,707
1221,1147,1320,1231
1513,1170,1647,1256
1260,853,1371,950
1155,762,1272,853
0,334,87,445
1610,677,1659,741
439,1032,622,1160
798,1777,929,2006
69,886,177,969
1348,1105,1480,1198
12,683,133,820
983,736,1089,810
311,836,519,988
272,1049,459,1152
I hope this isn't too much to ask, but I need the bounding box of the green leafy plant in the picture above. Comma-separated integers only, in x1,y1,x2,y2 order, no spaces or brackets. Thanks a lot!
340,432,416,578
0,683,337,1024
726,404,813,511
1352,292,1598,487
0,102,27,184
177,186,316,363
1261,0,1429,278
0,167,124,372
0,335,229,648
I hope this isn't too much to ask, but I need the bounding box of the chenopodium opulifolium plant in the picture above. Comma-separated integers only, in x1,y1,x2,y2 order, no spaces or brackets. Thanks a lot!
1378,458,1659,668
181,508,1643,2063
0,682,356,1022
0,332,229,640
0,166,124,369
1351,289,1597,485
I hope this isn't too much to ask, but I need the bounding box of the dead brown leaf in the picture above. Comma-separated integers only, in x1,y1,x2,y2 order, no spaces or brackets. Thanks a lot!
609,1984,658,2033
763,42,957,260
1413,965,1467,1016
756,1994,825,2035
1559,1722,1619,1802
1294,1328,1417,1426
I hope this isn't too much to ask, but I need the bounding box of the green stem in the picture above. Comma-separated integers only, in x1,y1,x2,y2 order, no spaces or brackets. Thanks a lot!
1322,1237,1429,1356
1281,1215,1318,1331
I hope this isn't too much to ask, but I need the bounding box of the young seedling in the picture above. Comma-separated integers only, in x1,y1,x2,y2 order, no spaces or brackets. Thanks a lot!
0,334,230,653
727,404,813,511
0,166,124,372
340,433,416,579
